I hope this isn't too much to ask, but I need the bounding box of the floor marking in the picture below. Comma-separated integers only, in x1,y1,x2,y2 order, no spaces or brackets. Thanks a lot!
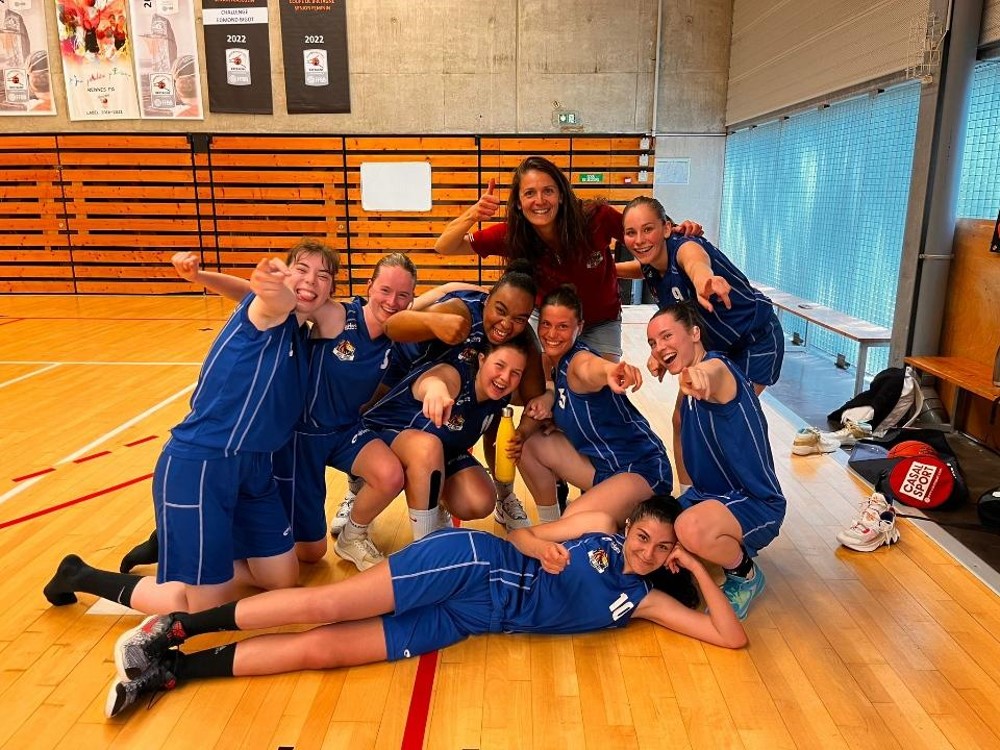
0,473,153,529
401,650,440,750
0,363,60,389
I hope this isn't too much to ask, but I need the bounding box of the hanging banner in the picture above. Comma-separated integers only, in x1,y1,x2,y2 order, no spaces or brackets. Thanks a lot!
54,0,141,120
201,0,271,114
0,1,56,115
128,0,203,119
277,0,349,114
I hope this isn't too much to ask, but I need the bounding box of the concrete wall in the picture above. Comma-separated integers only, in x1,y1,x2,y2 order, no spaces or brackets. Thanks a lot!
10,0,733,135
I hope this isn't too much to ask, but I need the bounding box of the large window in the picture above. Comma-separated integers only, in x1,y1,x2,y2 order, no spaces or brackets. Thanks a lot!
957,59,1000,219
720,83,921,374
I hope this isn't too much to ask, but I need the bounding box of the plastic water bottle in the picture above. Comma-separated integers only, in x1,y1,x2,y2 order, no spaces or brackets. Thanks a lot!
494,406,517,484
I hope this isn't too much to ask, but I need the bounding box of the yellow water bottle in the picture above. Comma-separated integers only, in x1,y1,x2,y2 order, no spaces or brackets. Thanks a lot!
494,406,517,484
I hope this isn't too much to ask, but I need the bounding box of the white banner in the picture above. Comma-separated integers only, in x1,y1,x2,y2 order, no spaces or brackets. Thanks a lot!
0,1,56,115
128,0,204,119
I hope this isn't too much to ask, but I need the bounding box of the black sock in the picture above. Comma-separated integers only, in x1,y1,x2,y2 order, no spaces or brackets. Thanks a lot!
172,643,237,681
724,548,754,579
44,554,141,606
120,529,159,573
174,601,239,638
556,480,569,512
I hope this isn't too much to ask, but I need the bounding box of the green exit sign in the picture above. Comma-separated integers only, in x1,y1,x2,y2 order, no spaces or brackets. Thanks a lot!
579,173,604,184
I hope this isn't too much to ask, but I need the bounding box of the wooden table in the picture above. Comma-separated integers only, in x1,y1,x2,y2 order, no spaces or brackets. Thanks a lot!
904,355,1000,431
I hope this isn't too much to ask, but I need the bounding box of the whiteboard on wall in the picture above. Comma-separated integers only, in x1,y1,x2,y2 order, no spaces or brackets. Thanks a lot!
360,162,432,211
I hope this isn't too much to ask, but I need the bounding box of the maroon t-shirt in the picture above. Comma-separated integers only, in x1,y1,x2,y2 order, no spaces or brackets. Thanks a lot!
469,203,624,326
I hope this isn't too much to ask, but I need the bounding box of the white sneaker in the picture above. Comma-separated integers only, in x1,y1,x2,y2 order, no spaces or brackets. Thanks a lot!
821,419,872,448
436,504,453,531
334,532,385,571
494,491,531,530
837,493,900,552
792,427,840,455
329,492,355,537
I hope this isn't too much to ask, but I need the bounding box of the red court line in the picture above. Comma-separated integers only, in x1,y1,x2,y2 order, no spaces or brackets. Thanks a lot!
12,467,55,483
124,435,158,447
0,473,153,530
73,450,112,464
401,650,440,750
0,318,23,327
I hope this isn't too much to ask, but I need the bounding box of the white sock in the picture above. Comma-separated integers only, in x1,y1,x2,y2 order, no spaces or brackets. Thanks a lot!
494,480,514,499
341,517,368,541
537,503,561,523
409,507,439,540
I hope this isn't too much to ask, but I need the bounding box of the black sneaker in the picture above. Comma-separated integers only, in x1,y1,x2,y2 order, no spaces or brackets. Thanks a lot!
105,662,178,718
115,614,187,680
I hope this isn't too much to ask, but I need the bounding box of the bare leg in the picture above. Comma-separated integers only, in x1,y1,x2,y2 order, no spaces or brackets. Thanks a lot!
561,473,654,526
231,618,389,676
390,430,445,510
349,439,405,524
673,499,745,567
518,430,595,509
442,466,496,520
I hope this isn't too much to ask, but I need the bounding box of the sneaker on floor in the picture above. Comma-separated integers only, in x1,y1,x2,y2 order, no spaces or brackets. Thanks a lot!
721,562,766,620
792,427,840,455
436,504,454,530
334,532,385,571
494,491,531,530
329,492,355,537
105,661,178,718
822,419,873,448
115,613,187,680
837,492,900,552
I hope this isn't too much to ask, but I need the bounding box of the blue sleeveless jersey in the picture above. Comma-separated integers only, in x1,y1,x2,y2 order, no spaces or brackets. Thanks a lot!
489,531,651,633
167,293,308,458
553,341,667,472
680,353,785,509
364,358,507,457
383,290,488,387
298,297,392,434
641,235,776,350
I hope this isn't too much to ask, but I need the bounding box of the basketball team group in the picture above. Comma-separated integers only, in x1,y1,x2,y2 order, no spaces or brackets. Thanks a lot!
43,156,792,718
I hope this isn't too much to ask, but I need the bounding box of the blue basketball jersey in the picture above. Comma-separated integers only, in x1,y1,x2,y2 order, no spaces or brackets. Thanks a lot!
641,235,776,350
382,290,488,387
364,358,507,457
491,531,652,633
680,353,785,510
298,297,392,434
167,293,308,458
553,341,667,473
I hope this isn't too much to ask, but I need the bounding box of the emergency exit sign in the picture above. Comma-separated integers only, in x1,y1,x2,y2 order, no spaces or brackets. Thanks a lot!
578,173,604,183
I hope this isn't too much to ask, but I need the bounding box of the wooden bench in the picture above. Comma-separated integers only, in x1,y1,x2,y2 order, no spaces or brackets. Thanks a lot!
752,281,892,396
904,355,1000,432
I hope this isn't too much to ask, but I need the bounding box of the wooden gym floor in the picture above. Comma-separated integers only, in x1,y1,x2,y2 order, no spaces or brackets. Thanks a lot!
1,295,1000,750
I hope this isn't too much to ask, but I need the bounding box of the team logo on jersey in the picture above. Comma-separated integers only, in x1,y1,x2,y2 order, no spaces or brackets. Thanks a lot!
445,415,465,432
458,346,478,363
588,548,609,573
671,286,684,301
333,339,356,361
586,249,604,268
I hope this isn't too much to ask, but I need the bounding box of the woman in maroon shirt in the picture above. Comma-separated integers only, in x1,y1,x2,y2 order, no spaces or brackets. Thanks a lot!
435,156,698,360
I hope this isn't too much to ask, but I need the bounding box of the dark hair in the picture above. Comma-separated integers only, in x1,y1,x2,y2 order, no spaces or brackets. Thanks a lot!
650,301,704,333
491,258,537,300
630,495,700,609
627,494,682,526
285,238,340,291
622,195,674,224
540,283,583,323
505,156,595,267
483,331,533,361
371,251,417,284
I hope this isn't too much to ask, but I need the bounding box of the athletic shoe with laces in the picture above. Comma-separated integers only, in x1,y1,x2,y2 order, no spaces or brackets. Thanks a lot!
821,419,873,448
792,427,840,455
105,661,178,718
837,492,900,552
721,562,766,620
494,491,531,530
335,532,385,571
329,492,355,537
115,613,187,680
